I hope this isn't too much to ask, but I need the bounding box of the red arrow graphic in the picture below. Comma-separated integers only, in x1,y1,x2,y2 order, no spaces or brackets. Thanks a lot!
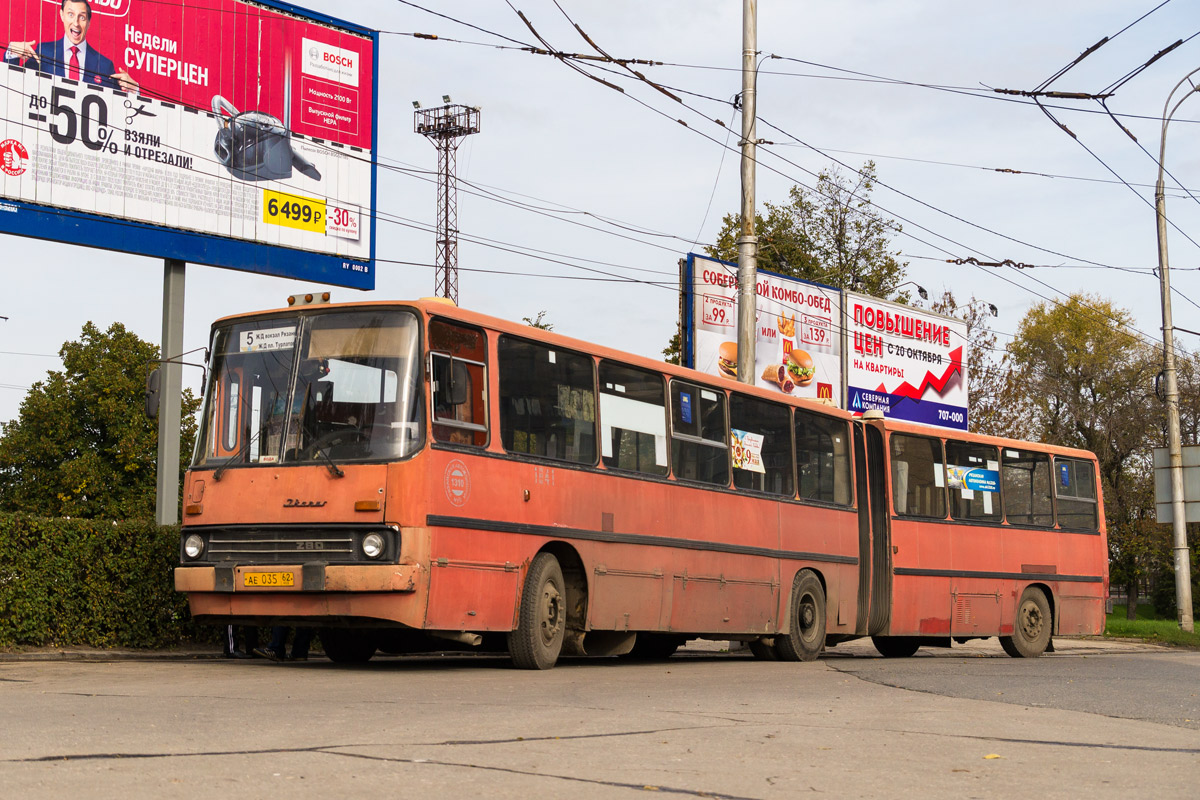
876,347,963,400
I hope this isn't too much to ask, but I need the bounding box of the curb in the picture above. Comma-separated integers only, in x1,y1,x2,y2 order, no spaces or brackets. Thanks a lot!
0,649,225,662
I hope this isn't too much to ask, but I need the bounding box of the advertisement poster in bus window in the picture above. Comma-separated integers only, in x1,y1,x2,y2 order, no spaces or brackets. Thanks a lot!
843,290,969,430
688,253,843,406
0,0,375,286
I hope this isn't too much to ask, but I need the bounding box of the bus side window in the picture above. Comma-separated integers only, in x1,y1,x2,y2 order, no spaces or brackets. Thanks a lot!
1001,448,1054,527
1054,458,1098,531
795,409,851,505
498,336,596,464
890,433,947,518
669,381,728,486
945,440,1002,522
430,319,488,447
598,361,668,476
729,394,793,496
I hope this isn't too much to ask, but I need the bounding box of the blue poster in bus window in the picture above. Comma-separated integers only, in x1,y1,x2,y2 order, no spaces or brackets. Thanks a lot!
1059,463,1071,488
680,392,693,424
947,466,999,493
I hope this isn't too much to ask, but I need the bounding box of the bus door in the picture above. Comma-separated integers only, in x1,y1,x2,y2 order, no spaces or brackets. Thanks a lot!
853,422,892,636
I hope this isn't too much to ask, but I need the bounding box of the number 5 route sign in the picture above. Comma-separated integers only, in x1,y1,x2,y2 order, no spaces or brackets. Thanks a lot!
0,0,378,289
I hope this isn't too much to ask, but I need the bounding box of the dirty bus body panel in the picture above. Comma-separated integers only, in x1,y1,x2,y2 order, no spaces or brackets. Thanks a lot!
176,299,1106,668
861,418,1108,652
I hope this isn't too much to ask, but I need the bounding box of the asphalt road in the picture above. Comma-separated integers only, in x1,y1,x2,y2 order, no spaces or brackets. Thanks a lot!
1,637,1197,799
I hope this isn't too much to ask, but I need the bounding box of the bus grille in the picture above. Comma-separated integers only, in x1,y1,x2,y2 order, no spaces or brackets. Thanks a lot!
184,525,395,565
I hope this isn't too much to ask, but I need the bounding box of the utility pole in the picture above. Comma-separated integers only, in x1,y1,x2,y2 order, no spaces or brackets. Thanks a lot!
1155,69,1198,632
736,0,758,385
415,99,481,305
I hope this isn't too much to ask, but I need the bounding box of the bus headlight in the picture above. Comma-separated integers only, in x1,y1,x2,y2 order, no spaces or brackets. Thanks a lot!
184,534,205,559
362,532,385,559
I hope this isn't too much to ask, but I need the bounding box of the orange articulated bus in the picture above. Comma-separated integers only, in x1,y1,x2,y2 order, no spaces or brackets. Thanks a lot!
175,298,1108,668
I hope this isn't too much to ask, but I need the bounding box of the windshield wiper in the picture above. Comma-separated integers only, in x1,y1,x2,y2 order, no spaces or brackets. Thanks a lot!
213,430,261,482
311,445,345,479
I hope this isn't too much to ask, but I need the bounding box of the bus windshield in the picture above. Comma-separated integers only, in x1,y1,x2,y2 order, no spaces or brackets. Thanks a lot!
193,308,424,469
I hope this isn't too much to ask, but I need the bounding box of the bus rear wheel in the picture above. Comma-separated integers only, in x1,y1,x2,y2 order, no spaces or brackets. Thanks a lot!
1000,587,1052,658
508,553,566,670
319,629,377,663
871,636,921,658
775,570,826,662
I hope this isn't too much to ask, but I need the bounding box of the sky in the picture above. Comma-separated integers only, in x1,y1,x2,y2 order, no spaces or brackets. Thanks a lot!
1,0,1198,426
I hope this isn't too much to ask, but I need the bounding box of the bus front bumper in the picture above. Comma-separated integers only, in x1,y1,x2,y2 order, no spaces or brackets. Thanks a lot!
175,564,422,593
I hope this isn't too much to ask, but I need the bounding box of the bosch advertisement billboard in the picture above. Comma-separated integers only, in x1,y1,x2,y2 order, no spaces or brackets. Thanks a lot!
0,0,377,288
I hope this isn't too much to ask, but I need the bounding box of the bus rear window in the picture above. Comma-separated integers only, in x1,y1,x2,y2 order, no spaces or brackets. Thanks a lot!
891,434,946,518
1055,458,1098,531
499,337,596,464
1002,449,1054,527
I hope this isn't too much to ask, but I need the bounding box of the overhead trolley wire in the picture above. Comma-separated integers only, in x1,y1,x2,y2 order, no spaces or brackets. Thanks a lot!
479,4,1184,359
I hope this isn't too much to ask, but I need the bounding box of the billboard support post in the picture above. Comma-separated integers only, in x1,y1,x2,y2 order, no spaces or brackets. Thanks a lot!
735,0,758,385
156,260,185,527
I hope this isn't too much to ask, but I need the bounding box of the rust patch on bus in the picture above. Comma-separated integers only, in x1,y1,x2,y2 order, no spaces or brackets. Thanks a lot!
175,567,216,592
325,564,421,592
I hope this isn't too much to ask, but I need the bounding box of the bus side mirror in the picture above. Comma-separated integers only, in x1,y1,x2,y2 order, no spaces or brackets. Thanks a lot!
433,355,469,408
144,368,161,419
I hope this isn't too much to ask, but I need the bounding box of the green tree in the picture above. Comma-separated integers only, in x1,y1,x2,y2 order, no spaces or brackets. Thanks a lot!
706,161,908,296
0,322,200,520
1005,294,1161,618
665,162,911,364
523,311,554,331
927,291,1026,440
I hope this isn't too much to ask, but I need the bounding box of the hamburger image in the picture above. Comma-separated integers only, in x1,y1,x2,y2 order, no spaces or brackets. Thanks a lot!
787,349,815,385
717,341,738,379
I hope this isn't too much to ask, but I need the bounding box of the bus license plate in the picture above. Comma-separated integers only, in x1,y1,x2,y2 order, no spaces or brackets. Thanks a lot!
243,571,294,588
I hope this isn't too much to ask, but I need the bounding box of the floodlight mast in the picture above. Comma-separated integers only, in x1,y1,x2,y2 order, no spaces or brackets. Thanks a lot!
414,102,481,305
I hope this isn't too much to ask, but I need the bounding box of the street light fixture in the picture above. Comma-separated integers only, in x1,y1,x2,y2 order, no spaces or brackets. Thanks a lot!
896,281,928,300
967,300,999,318
1154,67,1198,633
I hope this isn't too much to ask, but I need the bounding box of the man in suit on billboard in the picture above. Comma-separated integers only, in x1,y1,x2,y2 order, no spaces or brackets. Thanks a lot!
4,1,138,92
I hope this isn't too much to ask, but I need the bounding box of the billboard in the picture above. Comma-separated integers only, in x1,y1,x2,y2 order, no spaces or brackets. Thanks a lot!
685,252,843,404
0,0,376,289
844,291,969,430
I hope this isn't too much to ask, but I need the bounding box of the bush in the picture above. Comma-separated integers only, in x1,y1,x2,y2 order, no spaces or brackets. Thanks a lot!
0,513,207,648
1150,563,1200,620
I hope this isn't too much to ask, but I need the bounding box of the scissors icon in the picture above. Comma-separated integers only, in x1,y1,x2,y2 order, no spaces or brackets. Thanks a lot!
125,99,156,126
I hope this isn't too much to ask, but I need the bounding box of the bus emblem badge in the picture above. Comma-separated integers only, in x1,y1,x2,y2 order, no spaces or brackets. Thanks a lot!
445,459,471,507
283,498,328,508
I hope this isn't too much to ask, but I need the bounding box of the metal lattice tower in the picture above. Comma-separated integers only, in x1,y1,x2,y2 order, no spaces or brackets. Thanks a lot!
415,103,481,304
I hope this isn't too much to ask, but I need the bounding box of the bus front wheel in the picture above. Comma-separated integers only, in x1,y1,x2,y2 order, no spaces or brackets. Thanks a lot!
1000,587,1052,658
508,553,566,670
775,571,826,662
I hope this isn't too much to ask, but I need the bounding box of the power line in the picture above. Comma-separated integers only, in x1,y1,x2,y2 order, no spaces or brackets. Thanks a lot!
1034,0,1176,92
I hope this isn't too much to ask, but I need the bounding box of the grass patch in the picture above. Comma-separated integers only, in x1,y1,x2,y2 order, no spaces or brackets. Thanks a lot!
1105,604,1200,648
